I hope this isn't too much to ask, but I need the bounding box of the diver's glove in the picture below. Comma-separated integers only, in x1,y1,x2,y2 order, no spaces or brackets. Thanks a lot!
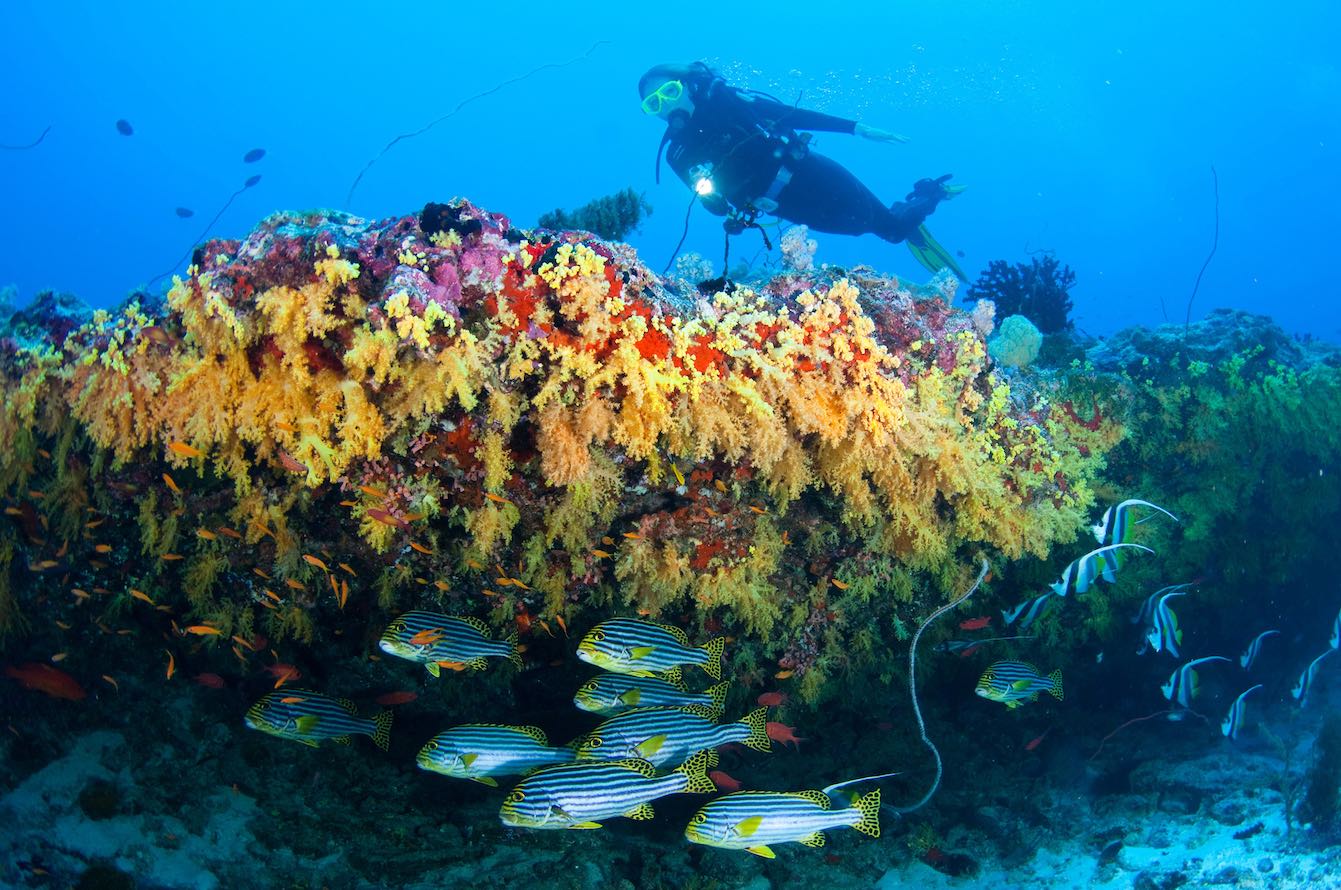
855,122,911,144
907,174,964,205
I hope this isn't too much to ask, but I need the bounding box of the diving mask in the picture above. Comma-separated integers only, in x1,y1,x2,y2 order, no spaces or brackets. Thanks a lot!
641,80,685,115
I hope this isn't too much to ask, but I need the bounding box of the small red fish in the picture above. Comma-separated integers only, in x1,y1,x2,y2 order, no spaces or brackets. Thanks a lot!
367,508,409,530
709,770,742,791
1025,727,1052,752
766,722,805,749
4,663,87,700
959,616,992,631
375,691,419,706
757,691,788,707
278,450,308,474
193,673,226,689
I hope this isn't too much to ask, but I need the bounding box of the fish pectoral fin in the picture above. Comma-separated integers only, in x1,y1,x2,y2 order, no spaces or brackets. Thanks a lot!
567,821,603,830
470,776,498,787
461,753,479,767
629,646,656,659
734,815,764,838
635,734,668,758
1010,679,1033,691
620,689,642,706
295,715,320,734
624,802,655,820
426,662,441,678
745,845,776,859
799,831,826,848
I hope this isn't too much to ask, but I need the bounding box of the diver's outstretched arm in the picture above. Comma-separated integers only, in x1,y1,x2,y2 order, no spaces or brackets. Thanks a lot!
855,122,911,144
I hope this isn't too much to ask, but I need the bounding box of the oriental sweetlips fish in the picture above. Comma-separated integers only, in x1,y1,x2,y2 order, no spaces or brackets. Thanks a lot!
499,749,718,830
245,690,392,750
573,671,731,716
1161,656,1230,710
975,661,1064,709
417,724,577,786
577,618,725,679
576,705,770,769
1221,684,1263,741
684,788,881,859
379,611,521,675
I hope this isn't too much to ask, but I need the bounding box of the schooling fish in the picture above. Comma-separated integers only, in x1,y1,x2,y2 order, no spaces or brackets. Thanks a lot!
574,671,730,717
975,661,1064,709
1161,656,1230,709
576,705,770,769
1133,583,1192,627
1239,629,1279,670
242,148,266,163
1292,649,1335,707
1001,592,1055,631
576,617,725,680
1221,684,1263,741
417,724,576,786
379,611,521,675
499,749,718,830
684,788,881,859
1050,543,1153,597
244,690,392,750
1142,589,1186,658
1091,498,1179,547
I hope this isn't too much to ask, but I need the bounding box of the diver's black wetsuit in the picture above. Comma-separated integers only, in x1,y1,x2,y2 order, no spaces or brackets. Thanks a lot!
660,78,933,244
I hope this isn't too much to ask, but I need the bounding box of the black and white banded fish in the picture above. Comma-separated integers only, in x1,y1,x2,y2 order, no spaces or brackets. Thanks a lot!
684,788,881,859
1142,588,1186,658
1050,543,1153,597
1001,592,1055,630
1091,498,1178,547
974,661,1064,709
499,749,718,830
378,610,521,675
1161,656,1230,709
1331,608,1341,650
244,690,392,750
576,617,725,679
573,670,731,717
576,705,770,769
1239,629,1279,670
1221,684,1263,741
1133,583,1192,628
1292,649,1335,707
417,724,577,786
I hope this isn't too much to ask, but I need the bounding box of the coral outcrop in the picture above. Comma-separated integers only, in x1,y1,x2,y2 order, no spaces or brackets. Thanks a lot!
0,200,1111,694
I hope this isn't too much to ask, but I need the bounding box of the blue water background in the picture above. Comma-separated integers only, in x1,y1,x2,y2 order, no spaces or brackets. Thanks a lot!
2,1,1336,339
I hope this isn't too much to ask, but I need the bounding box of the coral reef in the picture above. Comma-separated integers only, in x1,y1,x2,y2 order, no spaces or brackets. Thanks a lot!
987,314,1043,368
0,199,1109,699
536,187,651,243
966,256,1076,334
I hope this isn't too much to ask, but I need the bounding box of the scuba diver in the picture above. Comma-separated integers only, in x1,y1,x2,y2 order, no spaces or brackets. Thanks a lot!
639,61,965,278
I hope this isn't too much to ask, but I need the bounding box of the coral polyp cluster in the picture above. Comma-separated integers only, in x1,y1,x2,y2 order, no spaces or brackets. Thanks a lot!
0,199,1112,688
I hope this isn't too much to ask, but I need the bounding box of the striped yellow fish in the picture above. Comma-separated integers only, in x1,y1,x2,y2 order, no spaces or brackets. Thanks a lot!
685,788,881,858
379,611,521,676
576,617,724,680
573,670,730,717
576,705,769,769
417,724,576,786
244,690,392,750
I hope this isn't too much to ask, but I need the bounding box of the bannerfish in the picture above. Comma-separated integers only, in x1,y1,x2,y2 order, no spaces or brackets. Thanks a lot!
576,617,725,680
1239,629,1279,670
576,705,770,769
1162,656,1231,709
574,671,730,717
499,749,717,830
1133,583,1192,629
1331,608,1341,650
975,661,1064,709
1091,498,1179,547
1001,592,1055,630
1142,588,1186,658
1221,684,1263,741
685,788,881,859
417,724,576,786
244,690,392,750
1292,649,1335,707
379,611,521,675
1050,543,1153,597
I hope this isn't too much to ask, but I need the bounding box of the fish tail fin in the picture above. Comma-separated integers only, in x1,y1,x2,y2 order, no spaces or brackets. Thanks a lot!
663,665,687,691
851,788,881,837
1048,670,1064,701
675,748,720,794
701,637,726,681
706,679,731,715
372,709,393,752
741,706,771,752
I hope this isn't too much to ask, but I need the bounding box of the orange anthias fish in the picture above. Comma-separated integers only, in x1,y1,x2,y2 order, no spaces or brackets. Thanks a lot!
302,554,329,571
167,441,205,459
4,662,87,700
409,629,445,646
766,722,805,750
366,508,409,531
265,663,301,688
278,450,308,474
959,616,993,631
185,625,223,636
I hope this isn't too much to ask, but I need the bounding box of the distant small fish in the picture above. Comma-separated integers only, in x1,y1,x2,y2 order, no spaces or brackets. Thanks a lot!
242,148,266,163
1221,684,1263,741
1162,656,1230,709
4,662,86,700
278,450,308,474
766,721,804,749
174,207,195,218
1142,589,1186,658
245,690,392,750
757,691,788,707
1292,649,1335,707
243,174,261,189
959,616,992,631
1240,629,1279,670
934,634,1034,655
710,769,743,791
1024,727,1052,751
115,119,133,136
193,673,226,689
374,691,419,706
1332,608,1341,650
976,661,1063,709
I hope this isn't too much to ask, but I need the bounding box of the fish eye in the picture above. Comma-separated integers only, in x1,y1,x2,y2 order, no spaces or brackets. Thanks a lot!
591,631,605,642
506,790,525,804
426,741,438,751
588,736,602,748
691,813,707,824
